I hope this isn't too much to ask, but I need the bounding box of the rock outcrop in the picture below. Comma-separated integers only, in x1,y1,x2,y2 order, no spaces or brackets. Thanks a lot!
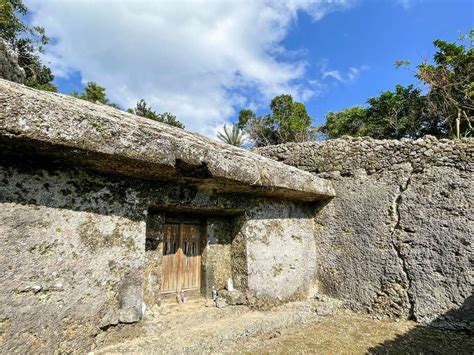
257,136,473,331
0,40,25,84
0,79,334,202
0,80,331,352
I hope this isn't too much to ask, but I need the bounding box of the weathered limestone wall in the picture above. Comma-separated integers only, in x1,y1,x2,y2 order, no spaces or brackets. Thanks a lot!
0,40,25,83
0,80,335,352
256,136,473,330
0,163,146,353
143,213,165,308
0,158,320,352
0,79,334,202
243,201,318,300
205,216,244,293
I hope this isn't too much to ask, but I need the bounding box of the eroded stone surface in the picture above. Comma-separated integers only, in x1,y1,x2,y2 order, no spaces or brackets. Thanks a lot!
244,201,318,301
0,40,25,84
0,81,332,352
219,289,246,305
0,165,146,353
257,136,473,330
0,79,334,202
0,159,320,352
398,166,473,329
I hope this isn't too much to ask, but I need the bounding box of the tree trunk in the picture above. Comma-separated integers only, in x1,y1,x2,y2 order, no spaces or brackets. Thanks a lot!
456,110,461,140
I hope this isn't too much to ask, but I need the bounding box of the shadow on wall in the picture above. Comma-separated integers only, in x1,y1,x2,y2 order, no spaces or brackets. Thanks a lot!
0,153,325,222
368,294,474,354
0,157,154,220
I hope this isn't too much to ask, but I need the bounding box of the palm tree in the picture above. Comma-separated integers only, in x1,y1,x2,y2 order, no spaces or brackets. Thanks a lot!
217,124,245,147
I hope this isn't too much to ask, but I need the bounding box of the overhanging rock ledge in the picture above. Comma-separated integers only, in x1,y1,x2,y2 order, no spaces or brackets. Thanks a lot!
0,79,334,201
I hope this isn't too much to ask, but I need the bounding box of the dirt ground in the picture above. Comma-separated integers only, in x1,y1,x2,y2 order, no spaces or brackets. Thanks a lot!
92,297,473,354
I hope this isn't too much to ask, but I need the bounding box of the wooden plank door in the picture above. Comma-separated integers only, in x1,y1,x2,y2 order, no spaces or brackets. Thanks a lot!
161,223,202,293
161,224,181,293
181,224,201,291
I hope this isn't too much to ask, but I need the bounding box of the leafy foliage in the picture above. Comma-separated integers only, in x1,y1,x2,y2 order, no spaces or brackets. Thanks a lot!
322,106,368,138
155,112,184,129
0,0,56,91
365,85,427,139
321,85,435,139
415,32,473,138
217,124,245,146
70,81,120,109
321,32,473,139
237,94,314,147
127,99,184,128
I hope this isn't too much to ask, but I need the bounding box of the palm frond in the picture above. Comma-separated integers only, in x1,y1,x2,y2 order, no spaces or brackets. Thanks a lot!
217,124,244,147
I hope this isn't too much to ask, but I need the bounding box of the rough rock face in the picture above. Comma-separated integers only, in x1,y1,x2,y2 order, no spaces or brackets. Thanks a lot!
218,289,246,305
0,136,327,351
256,136,473,331
1,67,470,354
0,81,335,352
0,159,320,352
0,164,146,353
0,79,334,202
0,40,25,83
244,201,318,301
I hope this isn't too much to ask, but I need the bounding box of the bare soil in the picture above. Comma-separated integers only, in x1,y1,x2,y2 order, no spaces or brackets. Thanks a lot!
93,298,473,354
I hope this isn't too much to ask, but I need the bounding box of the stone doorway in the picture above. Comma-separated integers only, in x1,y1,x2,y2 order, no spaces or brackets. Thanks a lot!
143,209,246,308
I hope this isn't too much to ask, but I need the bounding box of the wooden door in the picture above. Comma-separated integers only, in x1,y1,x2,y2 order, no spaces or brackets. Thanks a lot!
181,224,201,291
161,223,202,293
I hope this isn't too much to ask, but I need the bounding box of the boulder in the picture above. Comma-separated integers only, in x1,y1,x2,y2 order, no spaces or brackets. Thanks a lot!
0,79,335,203
219,289,247,306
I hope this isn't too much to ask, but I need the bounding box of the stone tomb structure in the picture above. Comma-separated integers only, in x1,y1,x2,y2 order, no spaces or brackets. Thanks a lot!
1,77,472,352
0,79,335,352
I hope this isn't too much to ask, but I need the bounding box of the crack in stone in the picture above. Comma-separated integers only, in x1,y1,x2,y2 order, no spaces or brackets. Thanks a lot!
389,167,417,320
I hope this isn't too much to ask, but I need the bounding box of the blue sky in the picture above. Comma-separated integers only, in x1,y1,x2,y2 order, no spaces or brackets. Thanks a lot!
28,0,473,136
283,0,473,124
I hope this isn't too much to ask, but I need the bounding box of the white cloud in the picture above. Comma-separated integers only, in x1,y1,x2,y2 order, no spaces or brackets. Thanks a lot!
347,67,360,81
320,63,369,83
322,69,343,82
26,0,354,137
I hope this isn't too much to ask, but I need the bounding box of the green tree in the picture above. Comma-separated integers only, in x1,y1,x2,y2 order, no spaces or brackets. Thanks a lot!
126,99,155,118
155,112,185,129
0,0,56,91
321,85,429,139
415,32,473,138
321,32,473,140
217,124,245,147
71,82,107,104
127,99,184,128
321,106,368,139
364,85,428,139
70,81,120,108
238,94,314,147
